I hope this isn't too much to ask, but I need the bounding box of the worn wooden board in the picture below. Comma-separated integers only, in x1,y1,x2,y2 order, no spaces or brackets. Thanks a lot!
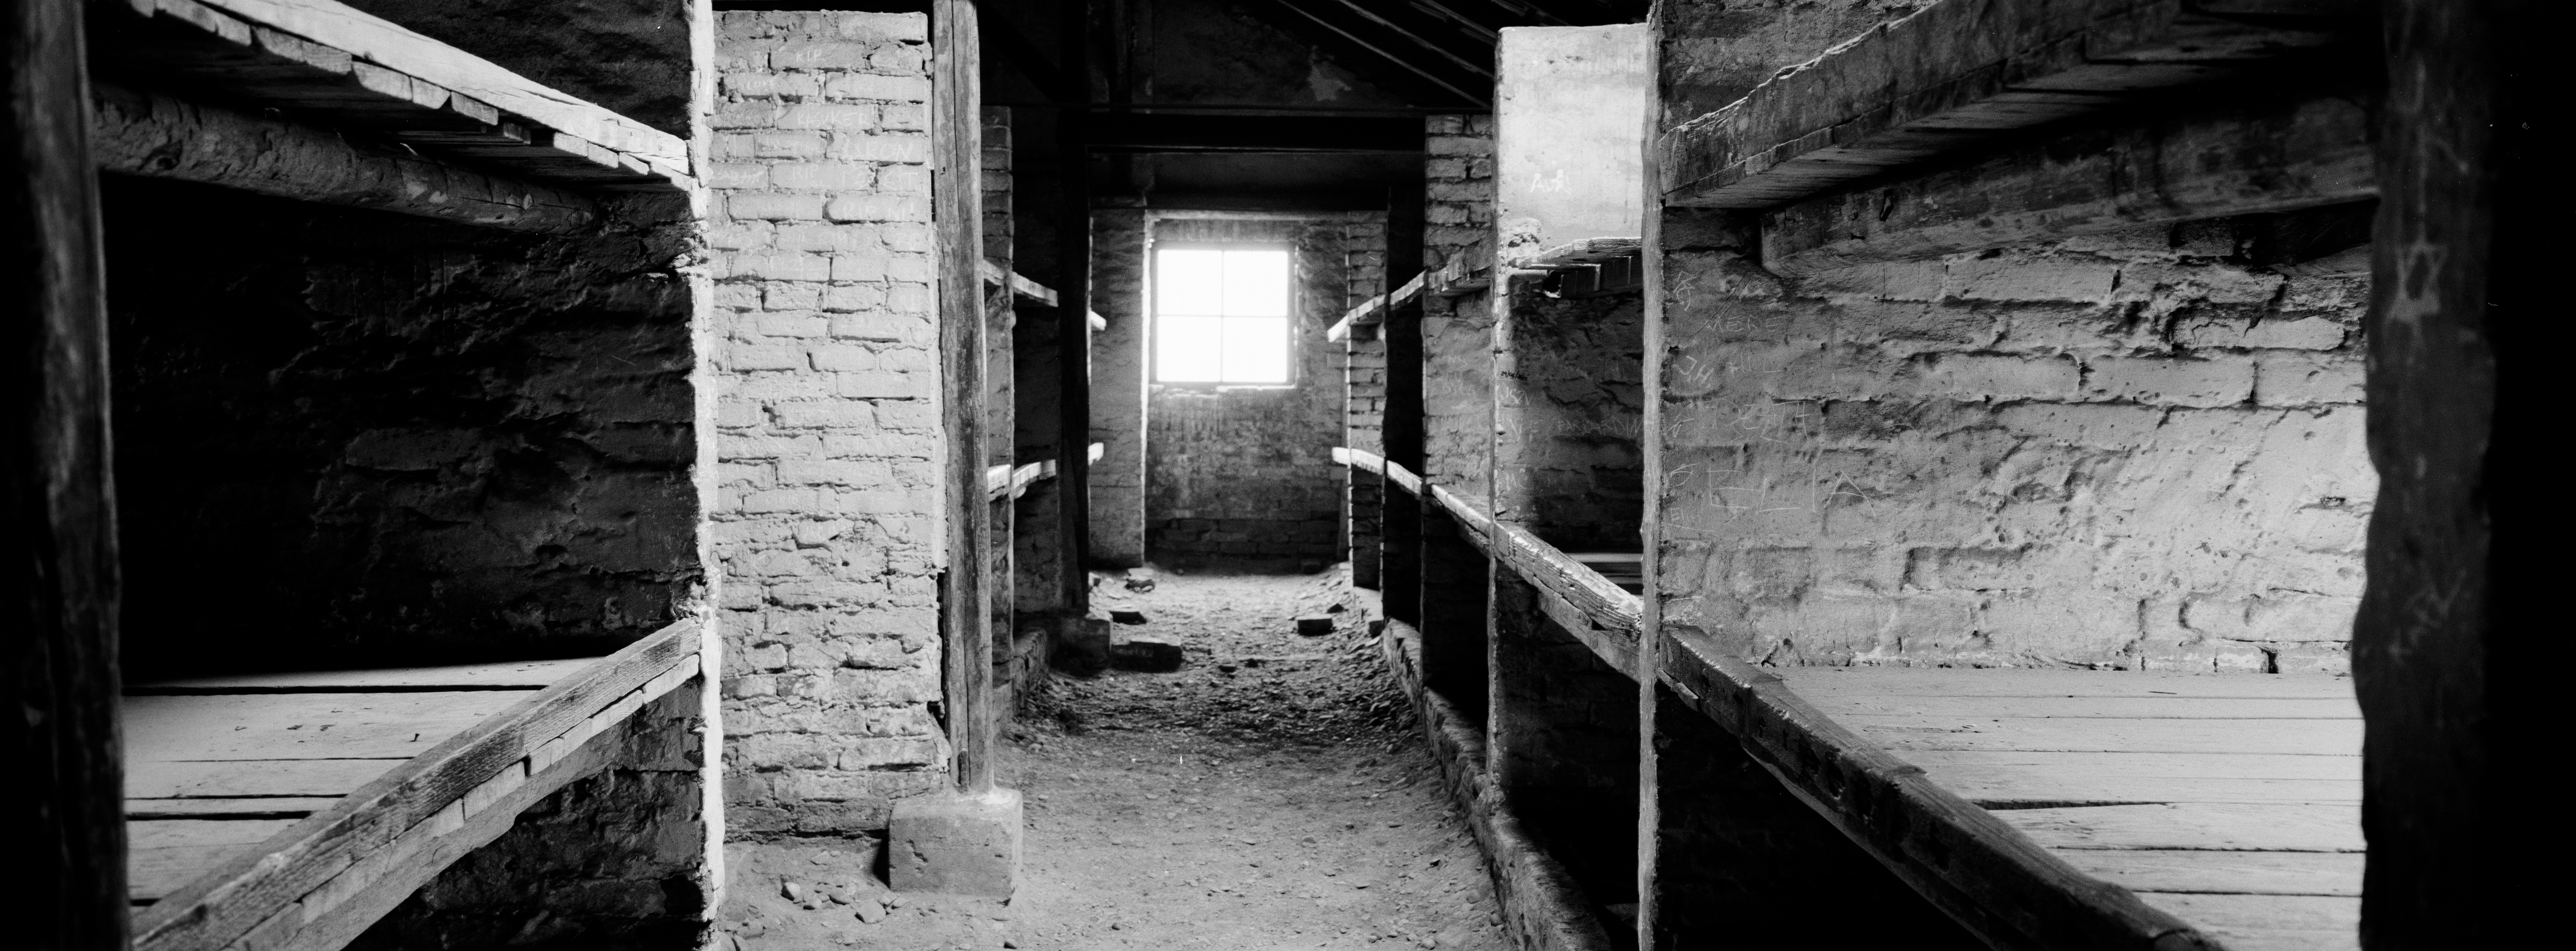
126,758,400,799
2054,849,2361,896
2134,894,2359,950
1996,803,2363,853
1776,667,2358,700
130,818,304,902
1837,714,2360,757
126,797,341,819
1796,694,2356,720
131,658,590,694
1903,749,2359,783
125,691,531,761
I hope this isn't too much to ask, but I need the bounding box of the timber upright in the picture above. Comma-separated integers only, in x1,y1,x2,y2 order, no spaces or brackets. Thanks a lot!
889,0,1022,899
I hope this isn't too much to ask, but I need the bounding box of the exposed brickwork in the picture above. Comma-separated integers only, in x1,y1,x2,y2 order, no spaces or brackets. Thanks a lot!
101,177,700,680
1089,209,1153,567
1345,217,1390,586
708,10,948,835
1424,114,1494,270
349,687,712,950
1656,219,2372,672
1492,277,1646,552
1145,217,1349,568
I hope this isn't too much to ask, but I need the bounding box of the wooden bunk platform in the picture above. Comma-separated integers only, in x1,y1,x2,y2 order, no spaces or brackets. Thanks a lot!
1335,445,2361,950
124,623,701,951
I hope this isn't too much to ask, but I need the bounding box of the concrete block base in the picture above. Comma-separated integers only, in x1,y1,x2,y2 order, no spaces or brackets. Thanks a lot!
888,788,1023,897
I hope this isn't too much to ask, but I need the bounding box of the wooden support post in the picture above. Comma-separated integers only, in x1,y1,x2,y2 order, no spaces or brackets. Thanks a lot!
1382,182,1425,626
1054,0,1093,617
4,0,128,945
933,0,993,795
2357,2,2549,946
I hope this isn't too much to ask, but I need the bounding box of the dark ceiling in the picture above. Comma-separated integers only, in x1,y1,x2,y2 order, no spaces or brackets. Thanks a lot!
1237,0,1649,109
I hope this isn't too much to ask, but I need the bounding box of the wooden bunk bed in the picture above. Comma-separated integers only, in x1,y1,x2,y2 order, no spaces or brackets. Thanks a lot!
1337,446,2359,950
124,624,702,951
84,2,714,948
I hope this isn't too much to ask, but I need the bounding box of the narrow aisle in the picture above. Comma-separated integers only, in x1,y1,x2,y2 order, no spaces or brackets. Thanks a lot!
723,570,1512,950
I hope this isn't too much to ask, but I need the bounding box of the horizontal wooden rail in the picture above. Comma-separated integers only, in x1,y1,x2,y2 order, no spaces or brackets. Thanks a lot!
1327,269,1429,342
1335,447,1640,668
977,260,1105,329
133,621,704,951
985,459,1055,501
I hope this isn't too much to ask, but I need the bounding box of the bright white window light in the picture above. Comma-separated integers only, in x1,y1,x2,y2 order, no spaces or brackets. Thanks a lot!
1156,247,1291,384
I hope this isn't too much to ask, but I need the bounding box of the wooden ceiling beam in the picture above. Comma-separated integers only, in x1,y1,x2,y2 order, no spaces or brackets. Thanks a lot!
1257,0,1490,105
1311,0,1496,79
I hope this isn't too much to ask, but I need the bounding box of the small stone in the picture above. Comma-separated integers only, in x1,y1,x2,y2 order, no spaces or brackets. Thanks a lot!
854,900,886,924
1217,662,1239,673
1295,615,1334,636
1109,608,1148,624
780,880,802,902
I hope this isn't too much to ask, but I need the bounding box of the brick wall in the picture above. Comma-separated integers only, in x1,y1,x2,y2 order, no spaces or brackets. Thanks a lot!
1419,115,1496,710
1090,209,1153,567
101,177,701,680
1424,114,1494,271
707,9,948,835
1492,278,1646,552
1657,219,2371,672
1145,217,1350,568
1345,217,1389,585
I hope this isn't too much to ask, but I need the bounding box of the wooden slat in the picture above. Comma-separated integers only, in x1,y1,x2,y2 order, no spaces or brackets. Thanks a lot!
1838,715,2360,757
934,0,993,794
1777,667,2358,700
130,819,303,903
188,0,684,171
131,622,699,951
1426,245,1490,297
127,760,398,800
1659,0,2368,208
2132,895,2358,951
1791,694,2356,720
1500,236,1641,270
127,798,340,819
130,658,592,695
124,692,533,762
1761,93,2374,274
1995,803,2363,853
2056,851,2361,897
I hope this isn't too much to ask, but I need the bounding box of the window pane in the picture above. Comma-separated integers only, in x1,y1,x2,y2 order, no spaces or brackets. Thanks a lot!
1157,249,1224,315
1221,249,1290,316
1158,314,1224,382
1221,316,1290,384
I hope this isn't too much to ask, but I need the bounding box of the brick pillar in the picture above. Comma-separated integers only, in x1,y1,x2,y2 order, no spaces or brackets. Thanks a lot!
1344,215,1389,587
1415,115,1490,708
708,9,949,836
1087,208,1149,567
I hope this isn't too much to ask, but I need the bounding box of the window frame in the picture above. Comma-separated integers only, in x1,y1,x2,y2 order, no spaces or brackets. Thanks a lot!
1148,241,1300,389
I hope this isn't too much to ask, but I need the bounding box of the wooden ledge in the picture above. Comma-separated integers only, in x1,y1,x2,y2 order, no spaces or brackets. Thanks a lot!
90,0,691,193
130,622,704,951
1660,0,2369,209
1498,236,1641,271
978,260,1106,328
985,458,1057,501
1426,246,1492,298
1327,270,1428,343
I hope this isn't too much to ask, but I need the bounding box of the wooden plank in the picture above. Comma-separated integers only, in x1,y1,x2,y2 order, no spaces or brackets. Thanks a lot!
130,819,304,903
1762,93,2374,275
1489,518,1642,642
2132,894,2357,950
2054,851,2361,897
1501,236,1643,271
1788,694,2356,720
1836,714,2361,757
129,658,591,695
1775,667,2357,701
1905,748,2358,782
185,0,685,171
1945,772,2356,806
934,0,992,795
126,798,340,819
124,691,533,762
131,624,697,951
126,760,397,800
1659,0,2368,208
1995,803,2363,853
6,0,125,943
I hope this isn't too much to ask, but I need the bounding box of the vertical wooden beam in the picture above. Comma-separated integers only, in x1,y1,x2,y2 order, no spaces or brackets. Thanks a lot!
3,0,127,946
2357,1,2546,946
934,0,993,795
1055,0,1093,616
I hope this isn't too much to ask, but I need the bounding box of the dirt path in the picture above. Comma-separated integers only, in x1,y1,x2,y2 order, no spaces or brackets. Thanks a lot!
722,570,1511,950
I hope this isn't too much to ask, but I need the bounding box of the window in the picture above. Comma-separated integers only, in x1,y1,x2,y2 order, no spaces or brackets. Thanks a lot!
1154,246,1291,384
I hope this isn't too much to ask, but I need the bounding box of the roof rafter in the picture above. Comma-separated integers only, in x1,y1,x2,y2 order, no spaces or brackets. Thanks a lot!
1256,0,1490,105
1312,0,1496,78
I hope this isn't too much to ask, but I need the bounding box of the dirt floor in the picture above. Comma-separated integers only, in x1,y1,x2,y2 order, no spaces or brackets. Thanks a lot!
721,568,1512,950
